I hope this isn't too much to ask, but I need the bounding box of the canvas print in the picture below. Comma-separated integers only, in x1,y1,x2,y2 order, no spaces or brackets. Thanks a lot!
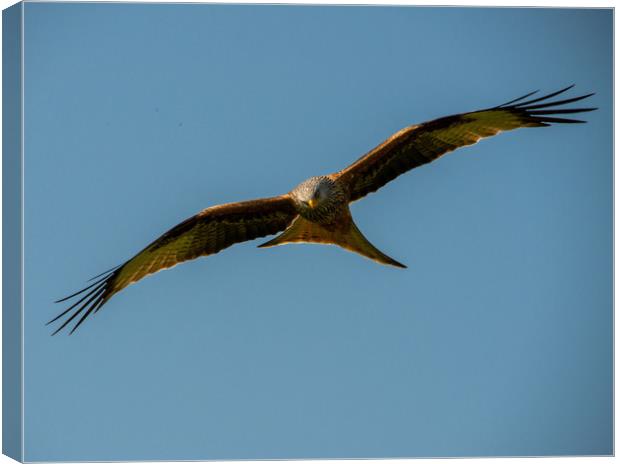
3,2,613,461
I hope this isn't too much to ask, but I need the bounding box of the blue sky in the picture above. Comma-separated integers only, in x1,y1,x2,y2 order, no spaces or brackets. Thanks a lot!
22,4,611,460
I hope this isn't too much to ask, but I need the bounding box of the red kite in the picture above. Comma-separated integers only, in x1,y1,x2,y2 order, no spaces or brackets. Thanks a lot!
51,86,595,334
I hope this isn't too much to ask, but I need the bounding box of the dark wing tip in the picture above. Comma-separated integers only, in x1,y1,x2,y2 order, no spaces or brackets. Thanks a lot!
87,264,123,282
511,84,576,107
499,86,596,125
496,89,539,108
50,266,120,335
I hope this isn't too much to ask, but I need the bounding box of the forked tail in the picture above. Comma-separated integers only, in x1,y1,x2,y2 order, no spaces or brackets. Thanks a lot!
259,214,406,268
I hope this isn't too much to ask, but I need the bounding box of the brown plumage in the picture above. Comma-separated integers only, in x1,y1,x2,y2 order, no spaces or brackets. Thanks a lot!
49,197,297,334
51,85,596,334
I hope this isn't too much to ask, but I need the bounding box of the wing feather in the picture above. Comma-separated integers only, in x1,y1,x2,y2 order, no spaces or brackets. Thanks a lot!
50,195,298,334
336,86,596,202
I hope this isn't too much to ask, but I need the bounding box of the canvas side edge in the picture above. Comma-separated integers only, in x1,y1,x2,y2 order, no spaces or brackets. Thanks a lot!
2,2,24,462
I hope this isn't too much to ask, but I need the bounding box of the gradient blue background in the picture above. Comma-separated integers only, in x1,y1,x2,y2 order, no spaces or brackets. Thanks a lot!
22,3,612,461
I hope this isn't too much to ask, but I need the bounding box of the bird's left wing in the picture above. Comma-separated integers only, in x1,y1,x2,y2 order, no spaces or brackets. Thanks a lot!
49,195,298,334
335,86,596,202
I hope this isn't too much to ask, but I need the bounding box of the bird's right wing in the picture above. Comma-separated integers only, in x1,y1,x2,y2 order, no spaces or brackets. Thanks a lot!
335,86,596,202
50,195,298,334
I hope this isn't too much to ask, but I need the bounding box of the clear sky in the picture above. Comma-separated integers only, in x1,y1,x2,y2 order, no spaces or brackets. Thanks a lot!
22,3,612,461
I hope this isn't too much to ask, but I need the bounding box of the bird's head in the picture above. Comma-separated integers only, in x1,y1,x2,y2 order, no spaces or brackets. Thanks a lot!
290,176,345,220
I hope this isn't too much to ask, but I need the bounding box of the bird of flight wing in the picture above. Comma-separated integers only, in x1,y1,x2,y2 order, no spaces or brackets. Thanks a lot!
49,197,297,334
51,85,595,334
336,85,595,201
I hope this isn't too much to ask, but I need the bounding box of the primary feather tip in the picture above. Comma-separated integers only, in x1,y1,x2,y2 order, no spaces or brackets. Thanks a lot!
49,267,119,335
498,85,597,125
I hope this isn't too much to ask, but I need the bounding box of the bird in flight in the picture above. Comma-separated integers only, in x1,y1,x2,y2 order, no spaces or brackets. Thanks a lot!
50,85,596,334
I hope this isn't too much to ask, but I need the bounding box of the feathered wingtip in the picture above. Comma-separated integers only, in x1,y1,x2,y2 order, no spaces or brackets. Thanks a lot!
495,84,597,125
48,265,121,335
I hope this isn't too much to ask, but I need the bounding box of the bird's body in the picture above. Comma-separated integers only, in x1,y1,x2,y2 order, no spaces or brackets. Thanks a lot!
263,175,407,268
50,85,596,334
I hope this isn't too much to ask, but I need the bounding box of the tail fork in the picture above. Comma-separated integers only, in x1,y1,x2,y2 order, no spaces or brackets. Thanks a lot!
258,215,406,269
339,220,407,269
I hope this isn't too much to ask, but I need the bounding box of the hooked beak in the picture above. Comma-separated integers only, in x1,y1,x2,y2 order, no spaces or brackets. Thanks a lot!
307,199,318,209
